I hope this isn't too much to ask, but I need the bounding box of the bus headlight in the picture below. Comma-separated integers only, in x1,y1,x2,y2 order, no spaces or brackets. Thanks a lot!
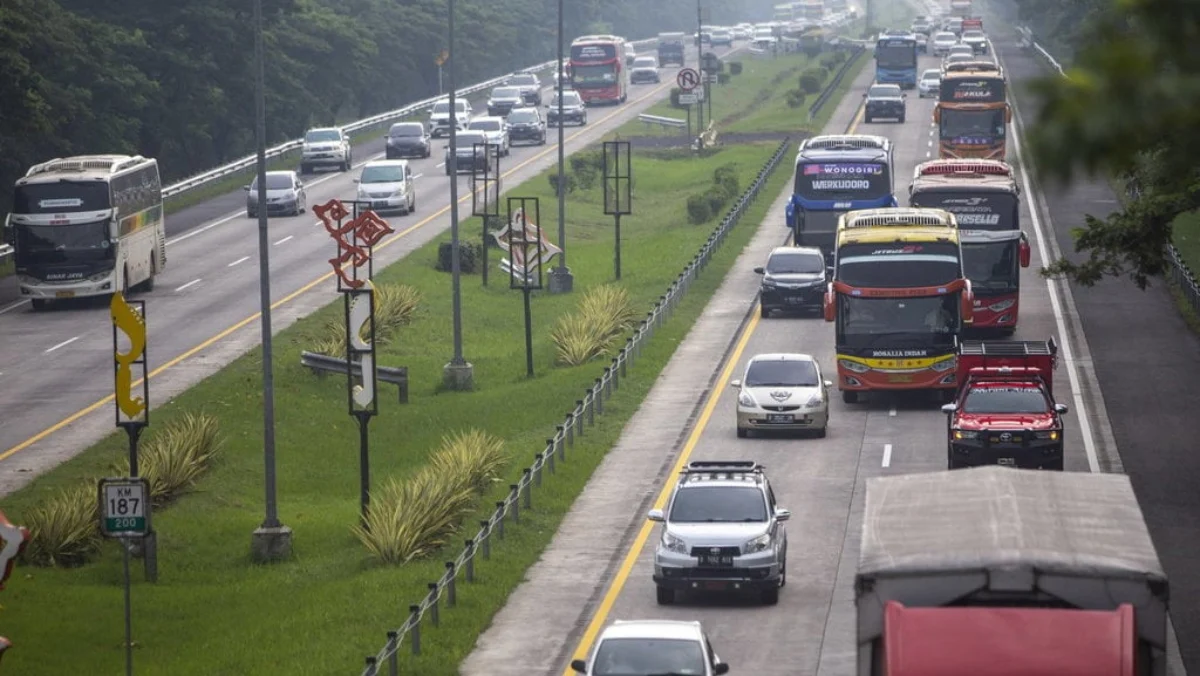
987,299,1015,312
930,358,957,372
839,359,870,373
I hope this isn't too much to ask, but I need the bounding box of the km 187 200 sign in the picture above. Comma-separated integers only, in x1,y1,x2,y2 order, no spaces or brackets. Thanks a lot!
99,477,151,538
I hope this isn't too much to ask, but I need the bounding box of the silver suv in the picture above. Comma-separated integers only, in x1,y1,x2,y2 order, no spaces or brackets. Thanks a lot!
648,460,789,605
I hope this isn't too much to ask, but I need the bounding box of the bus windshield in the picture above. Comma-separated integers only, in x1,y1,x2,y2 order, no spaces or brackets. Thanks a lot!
572,64,618,86
940,109,1007,141
836,241,961,287
13,219,113,266
962,240,1019,291
876,41,917,68
838,294,960,348
910,191,1018,231
795,161,890,201
13,182,111,214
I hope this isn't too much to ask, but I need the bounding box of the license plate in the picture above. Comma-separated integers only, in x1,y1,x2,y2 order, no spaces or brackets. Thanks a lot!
56,291,75,299
374,201,389,208
888,374,913,383
997,457,1016,466
766,414,794,423
699,555,733,567
784,297,806,304
703,581,727,590
989,435,1023,443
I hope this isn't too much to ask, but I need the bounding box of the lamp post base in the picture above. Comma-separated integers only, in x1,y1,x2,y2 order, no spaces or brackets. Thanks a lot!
442,360,476,391
548,267,574,294
251,525,293,563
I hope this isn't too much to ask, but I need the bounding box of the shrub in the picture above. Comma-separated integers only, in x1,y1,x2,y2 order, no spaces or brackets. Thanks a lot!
548,172,577,196
669,87,683,107
353,429,507,564
313,283,422,356
812,65,829,82
117,413,222,506
551,284,638,366
713,164,740,197
435,241,480,274
686,193,712,224
786,89,808,108
799,70,823,94
820,52,841,70
717,72,731,85
22,483,101,568
729,61,743,75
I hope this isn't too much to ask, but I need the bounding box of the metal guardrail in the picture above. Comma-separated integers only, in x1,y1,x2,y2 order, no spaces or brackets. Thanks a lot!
357,137,794,675
0,244,11,263
159,38,658,204
808,45,867,122
637,114,688,129
299,351,409,404
1020,29,1200,313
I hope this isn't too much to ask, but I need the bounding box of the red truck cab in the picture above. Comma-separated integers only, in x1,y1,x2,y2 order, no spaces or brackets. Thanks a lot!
941,339,1069,470
961,17,983,31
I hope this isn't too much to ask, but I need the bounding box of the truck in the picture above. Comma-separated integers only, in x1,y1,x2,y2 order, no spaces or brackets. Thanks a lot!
940,338,1067,470
657,32,687,67
961,16,983,32
857,467,1170,676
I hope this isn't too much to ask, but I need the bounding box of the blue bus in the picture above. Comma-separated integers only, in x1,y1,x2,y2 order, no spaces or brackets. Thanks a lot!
875,34,919,88
785,135,896,262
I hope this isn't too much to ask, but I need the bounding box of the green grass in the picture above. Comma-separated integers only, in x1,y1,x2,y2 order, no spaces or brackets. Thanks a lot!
1172,212,1200,275
2,139,792,674
0,256,12,280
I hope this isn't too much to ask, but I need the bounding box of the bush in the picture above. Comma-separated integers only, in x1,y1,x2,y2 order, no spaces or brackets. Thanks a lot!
686,193,713,224
820,52,842,70
118,412,221,506
551,284,638,366
786,89,808,108
435,240,480,274
548,171,577,196
717,72,731,85
570,150,603,190
799,70,823,94
21,483,101,568
713,164,740,196
669,87,683,107
353,429,507,564
313,283,423,356
729,61,743,75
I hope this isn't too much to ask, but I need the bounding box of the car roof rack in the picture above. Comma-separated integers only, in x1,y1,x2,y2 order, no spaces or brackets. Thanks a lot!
959,338,1057,357
682,460,764,475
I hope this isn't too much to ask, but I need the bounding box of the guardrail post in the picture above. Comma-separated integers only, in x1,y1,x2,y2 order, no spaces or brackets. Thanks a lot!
587,391,596,424
510,484,521,523
562,420,574,450
479,521,491,559
545,443,556,473
445,562,457,607
538,450,549,479
612,358,621,390
523,469,532,509
577,400,587,435
409,605,421,655
365,655,378,675
464,539,475,581
386,631,399,676
624,339,634,372
495,503,506,538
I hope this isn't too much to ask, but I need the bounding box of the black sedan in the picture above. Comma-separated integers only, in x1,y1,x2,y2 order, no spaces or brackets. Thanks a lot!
546,90,587,126
864,83,907,123
385,122,431,159
506,108,547,145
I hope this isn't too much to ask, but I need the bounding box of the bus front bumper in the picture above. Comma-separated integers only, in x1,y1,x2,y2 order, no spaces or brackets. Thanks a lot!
19,275,116,300
837,366,957,392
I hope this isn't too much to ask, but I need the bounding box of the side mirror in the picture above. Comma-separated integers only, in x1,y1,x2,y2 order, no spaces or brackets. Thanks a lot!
941,403,957,414
647,508,665,522
352,178,360,183
774,508,791,522
1054,403,1070,414
570,659,588,674
824,380,833,388
730,379,742,389
1019,238,1031,268
753,266,765,274
714,664,730,675
823,290,835,322
862,92,868,97
960,283,974,324
1006,107,1013,123
933,107,942,123
243,185,251,191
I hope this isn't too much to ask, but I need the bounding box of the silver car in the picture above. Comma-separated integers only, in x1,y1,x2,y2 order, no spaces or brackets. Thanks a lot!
467,117,511,156
732,353,831,437
570,620,730,676
948,43,975,60
355,160,416,215
918,68,942,98
649,460,790,605
943,52,975,68
931,31,958,56
244,170,306,218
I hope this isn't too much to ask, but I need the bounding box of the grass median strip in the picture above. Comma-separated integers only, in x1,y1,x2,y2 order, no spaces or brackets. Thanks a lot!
2,136,791,674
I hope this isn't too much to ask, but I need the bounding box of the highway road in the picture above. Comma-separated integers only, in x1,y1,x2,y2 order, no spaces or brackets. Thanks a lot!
0,44,730,496
461,25,1190,676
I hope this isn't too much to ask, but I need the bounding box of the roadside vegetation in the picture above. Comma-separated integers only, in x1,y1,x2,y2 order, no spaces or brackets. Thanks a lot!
2,137,792,674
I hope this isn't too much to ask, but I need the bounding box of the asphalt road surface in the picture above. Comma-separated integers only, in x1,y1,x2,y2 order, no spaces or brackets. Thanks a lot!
0,44,731,496
461,31,1190,676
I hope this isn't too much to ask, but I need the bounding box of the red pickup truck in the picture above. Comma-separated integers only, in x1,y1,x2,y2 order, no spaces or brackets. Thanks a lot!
940,338,1069,470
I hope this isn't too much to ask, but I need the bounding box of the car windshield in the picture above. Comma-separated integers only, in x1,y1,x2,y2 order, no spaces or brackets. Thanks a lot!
360,166,405,183
432,101,467,113
469,119,502,132
552,93,581,106
389,124,423,138
591,638,707,676
305,130,340,143
12,182,112,214
670,486,768,523
963,30,985,39
962,387,1049,414
869,85,901,97
767,251,824,274
509,75,537,85
946,55,972,64
456,133,487,146
633,57,657,68
508,110,538,123
492,87,521,99
922,69,942,81
250,174,294,190
744,359,819,387
935,32,955,42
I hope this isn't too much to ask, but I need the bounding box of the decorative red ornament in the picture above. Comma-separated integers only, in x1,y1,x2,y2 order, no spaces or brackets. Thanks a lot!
313,200,395,288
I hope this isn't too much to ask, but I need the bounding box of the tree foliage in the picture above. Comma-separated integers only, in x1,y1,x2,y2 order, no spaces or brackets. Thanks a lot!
1018,0,1200,287
0,0,769,214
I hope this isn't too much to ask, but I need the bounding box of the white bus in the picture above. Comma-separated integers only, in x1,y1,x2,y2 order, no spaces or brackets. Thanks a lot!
6,155,166,310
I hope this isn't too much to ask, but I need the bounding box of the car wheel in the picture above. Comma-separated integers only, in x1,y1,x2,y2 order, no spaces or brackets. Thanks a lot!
410,195,416,212
656,586,676,605
1044,458,1065,471
299,163,309,174
737,427,748,439
760,586,780,605
864,115,872,123
842,390,858,404
899,114,906,123
779,558,786,587
246,209,254,218
815,425,827,439
760,304,771,318
30,298,50,311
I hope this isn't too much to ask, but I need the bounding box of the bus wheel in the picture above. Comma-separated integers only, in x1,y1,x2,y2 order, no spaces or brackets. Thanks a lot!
30,298,49,312
842,390,858,404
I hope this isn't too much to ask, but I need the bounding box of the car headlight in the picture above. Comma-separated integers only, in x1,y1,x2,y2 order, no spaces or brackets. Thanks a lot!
662,531,688,554
931,357,957,372
744,533,771,554
737,390,758,408
987,299,1015,312
953,429,979,440
839,359,870,374
1034,430,1060,441
761,276,778,287
805,394,823,408
393,185,406,196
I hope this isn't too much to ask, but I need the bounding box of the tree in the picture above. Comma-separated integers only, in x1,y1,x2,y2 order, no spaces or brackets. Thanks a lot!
1024,0,1200,288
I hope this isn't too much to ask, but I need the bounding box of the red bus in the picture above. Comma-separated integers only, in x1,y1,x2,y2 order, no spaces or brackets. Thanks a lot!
569,35,630,105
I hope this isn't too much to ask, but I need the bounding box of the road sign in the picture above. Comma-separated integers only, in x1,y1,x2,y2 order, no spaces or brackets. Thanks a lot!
678,93,698,105
99,477,151,538
435,49,449,66
706,74,720,84
677,68,700,91
702,52,721,74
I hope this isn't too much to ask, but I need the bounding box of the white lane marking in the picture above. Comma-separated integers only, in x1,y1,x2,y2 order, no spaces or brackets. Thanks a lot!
0,299,28,316
45,336,79,353
882,443,893,467
926,151,932,158
889,406,897,417
1002,43,1102,473
227,256,250,267
273,235,293,246
174,278,202,292
436,162,446,168
413,173,424,179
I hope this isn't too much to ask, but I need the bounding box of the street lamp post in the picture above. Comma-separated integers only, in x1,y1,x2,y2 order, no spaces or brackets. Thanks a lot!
442,0,475,390
547,0,574,294
250,0,292,563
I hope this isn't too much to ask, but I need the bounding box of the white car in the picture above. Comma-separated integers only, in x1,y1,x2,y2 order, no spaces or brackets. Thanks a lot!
943,52,976,68
428,98,471,138
961,29,989,53
300,127,351,173
918,68,942,97
931,31,958,56
354,160,416,215
466,116,511,156
732,353,832,438
948,43,975,60
571,620,730,676
630,56,661,84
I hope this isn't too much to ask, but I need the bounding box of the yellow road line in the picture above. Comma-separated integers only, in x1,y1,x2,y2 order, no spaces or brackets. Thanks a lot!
0,80,675,464
560,94,865,673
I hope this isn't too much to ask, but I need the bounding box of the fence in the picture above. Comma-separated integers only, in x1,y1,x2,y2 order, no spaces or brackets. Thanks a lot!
807,45,867,122
358,136,794,675
1019,28,1200,314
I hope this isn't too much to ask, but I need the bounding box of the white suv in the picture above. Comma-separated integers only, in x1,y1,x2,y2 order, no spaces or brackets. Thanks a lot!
300,127,351,173
429,99,472,138
570,620,730,676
